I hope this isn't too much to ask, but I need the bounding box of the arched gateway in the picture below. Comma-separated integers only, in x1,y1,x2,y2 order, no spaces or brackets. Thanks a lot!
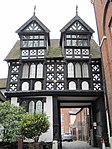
5,8,109,148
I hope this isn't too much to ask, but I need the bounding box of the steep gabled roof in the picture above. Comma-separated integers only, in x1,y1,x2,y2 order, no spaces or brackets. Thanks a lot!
60,15,94,34
16,15,50,34
5,39,100,61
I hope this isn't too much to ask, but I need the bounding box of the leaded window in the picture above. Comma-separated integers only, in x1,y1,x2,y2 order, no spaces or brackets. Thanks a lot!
36,100,42,113
75,63,81,78
34,81,42,90
37,63,43,78
22,63,29,78
29,101,35,113
82,63,89,78
69,81,76,90
82,81,89,90
30,63,36,78
20,98,45,113
65,34,89,47
22,82,29,90
67,62,89,78
22,63,43,79
21,35,45,48
68,63,74,78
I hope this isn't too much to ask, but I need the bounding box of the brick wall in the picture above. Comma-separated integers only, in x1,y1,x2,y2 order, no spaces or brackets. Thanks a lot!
94,0,112,135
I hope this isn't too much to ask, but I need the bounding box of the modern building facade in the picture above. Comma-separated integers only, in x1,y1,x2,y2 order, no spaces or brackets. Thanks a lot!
92,0,112,147
3,8,109,148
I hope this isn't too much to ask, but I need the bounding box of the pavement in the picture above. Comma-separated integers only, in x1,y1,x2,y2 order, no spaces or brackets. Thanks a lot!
62,141,100,149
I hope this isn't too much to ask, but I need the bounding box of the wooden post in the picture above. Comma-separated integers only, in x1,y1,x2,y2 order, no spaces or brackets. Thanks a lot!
18,138,23,149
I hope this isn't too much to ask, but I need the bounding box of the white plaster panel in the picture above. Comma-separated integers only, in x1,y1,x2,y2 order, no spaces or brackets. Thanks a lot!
39,96,53,142
11,97,19,106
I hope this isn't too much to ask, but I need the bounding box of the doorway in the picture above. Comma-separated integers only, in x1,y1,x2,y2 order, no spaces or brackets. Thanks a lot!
52,95,109,149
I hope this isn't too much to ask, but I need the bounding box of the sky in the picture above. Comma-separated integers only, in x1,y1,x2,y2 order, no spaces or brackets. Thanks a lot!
0,0,98,78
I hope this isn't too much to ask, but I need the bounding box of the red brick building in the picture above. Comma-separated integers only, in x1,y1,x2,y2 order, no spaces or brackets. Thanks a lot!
61,108,89,141
92,0,112,147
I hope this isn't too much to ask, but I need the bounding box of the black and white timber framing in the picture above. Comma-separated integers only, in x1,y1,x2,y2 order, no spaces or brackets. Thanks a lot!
4,9,108,148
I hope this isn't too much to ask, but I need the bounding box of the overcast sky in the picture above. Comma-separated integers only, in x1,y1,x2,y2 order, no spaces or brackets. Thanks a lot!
0,0,98,78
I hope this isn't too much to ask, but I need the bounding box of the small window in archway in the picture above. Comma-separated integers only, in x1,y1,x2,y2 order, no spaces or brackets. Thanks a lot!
29,101,35,113
34,81,42,90
69,81,76,90
22,82,29,90
36,100,42,113
82,81,89,90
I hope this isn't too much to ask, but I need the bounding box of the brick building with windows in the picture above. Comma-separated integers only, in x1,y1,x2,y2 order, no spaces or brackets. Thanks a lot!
92,0,112,147
61,108,89,141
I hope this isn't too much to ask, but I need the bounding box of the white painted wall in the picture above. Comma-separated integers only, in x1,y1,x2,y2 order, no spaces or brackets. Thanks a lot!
39,96,53,142
11,97,19,106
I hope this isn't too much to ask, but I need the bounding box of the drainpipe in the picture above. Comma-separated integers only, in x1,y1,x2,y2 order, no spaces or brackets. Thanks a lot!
99,36,107,48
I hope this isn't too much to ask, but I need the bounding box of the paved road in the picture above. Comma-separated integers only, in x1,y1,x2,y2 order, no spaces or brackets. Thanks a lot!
62,141,100,149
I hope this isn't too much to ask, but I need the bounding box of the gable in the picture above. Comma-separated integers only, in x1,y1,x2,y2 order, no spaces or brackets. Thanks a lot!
16,15,50,34
67,20,88,32
23,20,44,32
60,15,94,34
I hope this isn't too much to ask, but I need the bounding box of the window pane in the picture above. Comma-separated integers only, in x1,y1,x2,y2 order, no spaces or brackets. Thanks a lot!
39,40,44,46
75,63,81,78
78,40,83,46
22,63,29,78
82,63,89,78
37,63,43,78
68,63,74,78
72,40,77,46
83,40,88,46
22,41,28,47
36,100,42,113
40,35,44,39
66,40,71,46
82,81,89,90
69,81,76,90
34,41,38,47
28,41,33,47
66,35,71,38
30,63,36,78
34,81,42,90
22,82,29,91
29,101,34,113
